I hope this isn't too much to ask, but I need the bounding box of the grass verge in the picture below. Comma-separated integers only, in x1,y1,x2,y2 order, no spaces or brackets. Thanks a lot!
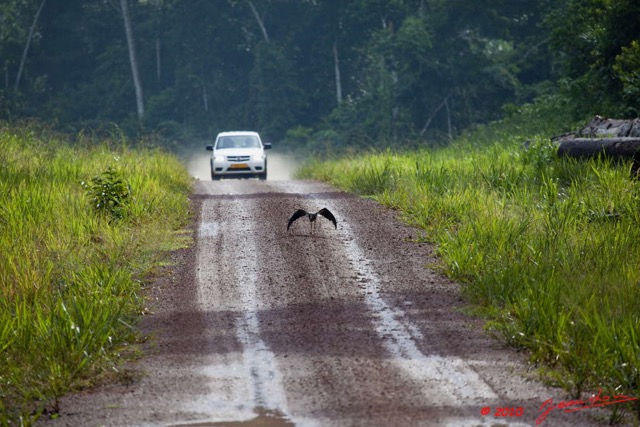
0,123,192,425
298,112,640,423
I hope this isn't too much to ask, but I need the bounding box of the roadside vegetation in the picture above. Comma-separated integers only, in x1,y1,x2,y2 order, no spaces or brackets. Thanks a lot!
0,122,192,425
298,100,640,423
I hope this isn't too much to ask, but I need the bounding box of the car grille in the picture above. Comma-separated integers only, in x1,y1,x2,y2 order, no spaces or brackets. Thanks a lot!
226,155,251,162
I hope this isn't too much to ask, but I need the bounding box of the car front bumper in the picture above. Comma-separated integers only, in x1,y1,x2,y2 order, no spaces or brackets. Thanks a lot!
211,159,266,176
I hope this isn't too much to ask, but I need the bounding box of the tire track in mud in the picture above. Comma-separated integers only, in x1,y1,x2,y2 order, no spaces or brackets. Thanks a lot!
187,180,602,427
275,186,512,426
339,218,498,403
195,198,289,421
40,180,609,427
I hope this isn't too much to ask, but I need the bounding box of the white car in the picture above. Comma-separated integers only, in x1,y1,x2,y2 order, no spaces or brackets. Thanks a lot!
206,131,271,180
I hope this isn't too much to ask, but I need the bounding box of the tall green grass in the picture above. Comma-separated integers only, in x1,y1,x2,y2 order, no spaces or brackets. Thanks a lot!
0,123,192,425
300,120,640,422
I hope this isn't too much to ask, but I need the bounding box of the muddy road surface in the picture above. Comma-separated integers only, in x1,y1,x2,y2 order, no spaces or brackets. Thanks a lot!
43,180,608,427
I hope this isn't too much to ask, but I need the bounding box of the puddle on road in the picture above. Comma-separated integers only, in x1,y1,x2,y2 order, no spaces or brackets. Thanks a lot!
198,222,219,238
172,407,294,427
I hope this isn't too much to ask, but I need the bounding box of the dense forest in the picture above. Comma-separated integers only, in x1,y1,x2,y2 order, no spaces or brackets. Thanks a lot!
1,0,639,147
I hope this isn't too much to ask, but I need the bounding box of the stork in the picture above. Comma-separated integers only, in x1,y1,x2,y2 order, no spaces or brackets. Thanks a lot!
287,208,337,234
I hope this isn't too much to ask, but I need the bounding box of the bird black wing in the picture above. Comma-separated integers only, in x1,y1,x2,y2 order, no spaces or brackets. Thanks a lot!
287,209,308,230
318,208,337,229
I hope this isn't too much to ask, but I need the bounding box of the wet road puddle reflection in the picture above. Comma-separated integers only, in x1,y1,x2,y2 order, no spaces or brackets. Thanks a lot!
172,407,294,427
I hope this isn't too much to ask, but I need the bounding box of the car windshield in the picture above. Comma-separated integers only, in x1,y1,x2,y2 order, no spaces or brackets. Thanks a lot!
216,135,260,149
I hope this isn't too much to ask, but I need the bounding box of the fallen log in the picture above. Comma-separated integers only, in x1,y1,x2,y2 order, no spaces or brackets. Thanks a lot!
551,115,640,146
576,116,640,138
551,116,640,178
556,137,640,159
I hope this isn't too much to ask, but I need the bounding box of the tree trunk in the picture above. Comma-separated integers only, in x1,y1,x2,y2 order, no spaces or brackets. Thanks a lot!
333,41,342,105
120,0,145,121
420,94,451,136
445,97,452,141
202,81,208,112
247,0,269,43
14,0,47,92
557,137,640,159
156,37,161,84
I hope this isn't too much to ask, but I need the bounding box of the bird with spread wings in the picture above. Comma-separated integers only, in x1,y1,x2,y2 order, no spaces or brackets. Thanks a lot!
287,208,337,234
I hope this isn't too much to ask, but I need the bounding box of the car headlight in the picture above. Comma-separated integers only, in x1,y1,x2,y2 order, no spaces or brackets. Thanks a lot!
252,154,265,161
213,155,225,163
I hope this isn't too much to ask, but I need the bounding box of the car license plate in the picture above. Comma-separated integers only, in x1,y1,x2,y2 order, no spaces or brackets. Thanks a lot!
229,163,248,169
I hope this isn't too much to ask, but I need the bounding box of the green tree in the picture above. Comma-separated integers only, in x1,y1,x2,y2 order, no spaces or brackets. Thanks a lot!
614,40,640,115
0,0,47,117
4,0,634,147
547,0,640,117
328,0,551,144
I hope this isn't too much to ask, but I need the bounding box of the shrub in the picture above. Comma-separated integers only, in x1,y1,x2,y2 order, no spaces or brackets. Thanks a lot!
82,167,131,220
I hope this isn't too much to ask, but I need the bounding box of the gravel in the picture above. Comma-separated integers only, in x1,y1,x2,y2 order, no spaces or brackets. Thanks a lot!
39,180,611,427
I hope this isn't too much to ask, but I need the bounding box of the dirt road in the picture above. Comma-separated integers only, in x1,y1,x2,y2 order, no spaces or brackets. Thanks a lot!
43,179,608,426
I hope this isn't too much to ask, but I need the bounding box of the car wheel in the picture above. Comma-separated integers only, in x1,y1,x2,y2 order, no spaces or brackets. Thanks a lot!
211,170,221,181
259,160,267,181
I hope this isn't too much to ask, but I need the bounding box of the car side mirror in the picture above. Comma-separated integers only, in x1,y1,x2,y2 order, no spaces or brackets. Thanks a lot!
206,145,214,151
263,142,272,150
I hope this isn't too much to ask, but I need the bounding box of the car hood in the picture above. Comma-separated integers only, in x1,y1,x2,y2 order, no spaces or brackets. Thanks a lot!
214,148,264,156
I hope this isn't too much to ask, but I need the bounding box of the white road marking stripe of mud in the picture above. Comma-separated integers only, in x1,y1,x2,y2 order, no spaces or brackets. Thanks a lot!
194,204,289,420
235,264,289,412
338,219,498,404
